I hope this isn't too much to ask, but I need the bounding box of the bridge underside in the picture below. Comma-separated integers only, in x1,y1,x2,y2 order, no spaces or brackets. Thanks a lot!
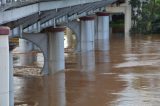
0,0,116,37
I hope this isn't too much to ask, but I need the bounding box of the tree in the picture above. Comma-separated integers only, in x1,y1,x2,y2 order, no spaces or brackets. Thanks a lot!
129,0,160,34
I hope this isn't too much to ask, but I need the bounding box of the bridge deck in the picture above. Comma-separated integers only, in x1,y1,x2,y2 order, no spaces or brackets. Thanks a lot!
0,0,117,37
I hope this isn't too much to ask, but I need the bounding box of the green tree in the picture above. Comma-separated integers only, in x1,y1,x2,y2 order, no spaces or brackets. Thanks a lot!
129,0,160,34
129,0,141,32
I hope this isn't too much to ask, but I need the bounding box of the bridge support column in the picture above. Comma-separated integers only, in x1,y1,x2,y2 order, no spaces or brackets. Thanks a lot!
9,45,15,106
0,27,10,106
47,27,65,74
95,12,110,51
80,16,95,52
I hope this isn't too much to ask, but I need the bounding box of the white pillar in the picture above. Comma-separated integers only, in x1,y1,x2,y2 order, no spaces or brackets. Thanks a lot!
125,0,132,35
47,27,65,74
96,12,110,51
0,27,10,106
19,39,33,66
9,50,14,106
80,16,95,52
96,12,109,40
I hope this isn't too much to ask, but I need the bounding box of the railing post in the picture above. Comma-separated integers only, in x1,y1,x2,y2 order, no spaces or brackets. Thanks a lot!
1,0,6,5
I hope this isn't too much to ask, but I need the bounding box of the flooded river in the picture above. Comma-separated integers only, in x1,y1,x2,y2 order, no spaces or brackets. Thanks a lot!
14,34,160,106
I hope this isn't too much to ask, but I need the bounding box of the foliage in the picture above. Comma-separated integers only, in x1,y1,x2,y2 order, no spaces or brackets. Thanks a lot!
129,0,160,34
110,20,124,27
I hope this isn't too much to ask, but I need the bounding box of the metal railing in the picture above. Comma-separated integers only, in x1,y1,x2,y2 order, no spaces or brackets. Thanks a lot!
0,0,109,11
0,0,39,11
0,0,83,8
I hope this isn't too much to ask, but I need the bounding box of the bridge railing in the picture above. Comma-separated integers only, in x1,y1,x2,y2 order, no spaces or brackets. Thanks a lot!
0,0,69,7
0,0,39,10
0,0,107,11
0,0,38,6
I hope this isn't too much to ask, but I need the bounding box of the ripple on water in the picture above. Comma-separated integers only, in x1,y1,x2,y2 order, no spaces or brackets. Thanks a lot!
115,61,156,68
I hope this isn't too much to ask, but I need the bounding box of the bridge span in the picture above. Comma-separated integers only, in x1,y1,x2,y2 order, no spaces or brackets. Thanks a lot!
0,0,132,106
0,0,115,36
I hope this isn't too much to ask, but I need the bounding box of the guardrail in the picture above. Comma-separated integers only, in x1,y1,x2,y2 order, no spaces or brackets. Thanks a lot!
0,0,95,7
0,0,103,11
0,0,39,11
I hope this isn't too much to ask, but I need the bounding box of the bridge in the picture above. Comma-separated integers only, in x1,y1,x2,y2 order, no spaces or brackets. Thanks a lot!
0,0,114,36
0,0,131,106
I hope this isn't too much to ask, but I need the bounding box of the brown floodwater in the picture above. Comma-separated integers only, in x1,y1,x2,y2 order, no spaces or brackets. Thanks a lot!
14,34,160,106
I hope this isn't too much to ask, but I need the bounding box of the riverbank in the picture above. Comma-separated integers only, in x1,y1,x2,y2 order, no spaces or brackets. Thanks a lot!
14,66,41,77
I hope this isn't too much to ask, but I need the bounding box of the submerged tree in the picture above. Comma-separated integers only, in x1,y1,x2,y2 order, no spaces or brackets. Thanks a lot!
129,0,141,31
129,0,160,34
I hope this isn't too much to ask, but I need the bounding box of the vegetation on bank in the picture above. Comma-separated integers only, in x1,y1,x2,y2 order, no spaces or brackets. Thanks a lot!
129,0,160,34
110,20,124,27
110,14,124,28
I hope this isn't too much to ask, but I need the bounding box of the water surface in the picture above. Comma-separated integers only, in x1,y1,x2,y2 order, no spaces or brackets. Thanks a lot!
14,34,160,106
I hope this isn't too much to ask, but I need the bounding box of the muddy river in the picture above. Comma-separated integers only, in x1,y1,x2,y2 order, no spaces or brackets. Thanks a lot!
14,34,160,106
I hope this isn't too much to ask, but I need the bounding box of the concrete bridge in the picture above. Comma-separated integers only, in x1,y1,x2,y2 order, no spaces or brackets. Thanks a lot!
0,0,131,105
106,0,131,34
0,0,114,35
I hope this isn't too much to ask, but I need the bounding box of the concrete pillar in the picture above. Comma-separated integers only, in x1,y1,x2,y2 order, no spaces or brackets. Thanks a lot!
19,39,33,66
0,27,10,106
9,45,14,106
80,16,95,52
96,12,110,40
125,0,132,34
47,27,65,74
95,12,110,51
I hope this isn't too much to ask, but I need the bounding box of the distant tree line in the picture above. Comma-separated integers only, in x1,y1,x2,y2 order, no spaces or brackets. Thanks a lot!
129,0,160,34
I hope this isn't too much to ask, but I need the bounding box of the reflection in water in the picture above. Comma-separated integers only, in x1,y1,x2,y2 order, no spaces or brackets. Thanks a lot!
113,72,160,106
78,51,95,71
14,73,66,106
124,33,132,53
95,39,110,51
14,34,160,106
